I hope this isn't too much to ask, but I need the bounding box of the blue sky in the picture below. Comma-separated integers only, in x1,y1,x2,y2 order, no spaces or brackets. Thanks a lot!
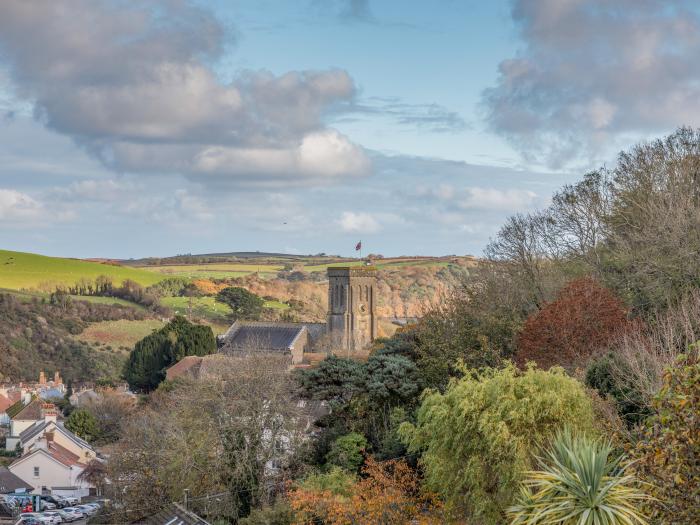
1,0,699,258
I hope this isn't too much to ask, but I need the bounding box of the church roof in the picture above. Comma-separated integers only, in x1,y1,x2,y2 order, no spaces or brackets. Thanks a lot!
223,322,307,352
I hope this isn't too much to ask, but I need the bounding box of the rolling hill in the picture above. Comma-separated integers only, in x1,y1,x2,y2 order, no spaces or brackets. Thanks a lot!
0,249,166,291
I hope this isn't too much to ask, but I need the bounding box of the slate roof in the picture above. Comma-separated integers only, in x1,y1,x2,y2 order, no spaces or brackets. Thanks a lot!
136,503,210,525
223,322,307,352
0,467,33,494
18,420,93,455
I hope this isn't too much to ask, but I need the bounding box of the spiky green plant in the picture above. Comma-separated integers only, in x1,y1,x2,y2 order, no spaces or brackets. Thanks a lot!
508,429,651,525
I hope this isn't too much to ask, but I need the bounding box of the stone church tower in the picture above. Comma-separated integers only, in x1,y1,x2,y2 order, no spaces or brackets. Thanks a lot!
327,266,377,352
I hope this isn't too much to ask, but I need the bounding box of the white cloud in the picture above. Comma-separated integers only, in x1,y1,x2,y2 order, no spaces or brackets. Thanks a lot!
0,189,42,221
0,1,370,185
459,187,537,211
338,211,381,233
483,0,700,166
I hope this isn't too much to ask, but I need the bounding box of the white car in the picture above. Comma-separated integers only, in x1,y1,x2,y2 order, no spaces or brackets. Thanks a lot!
76,504,98,515
41,501,57,511
63,497,79,506
41,511,64,524
54,509,76,522
61,507,85,520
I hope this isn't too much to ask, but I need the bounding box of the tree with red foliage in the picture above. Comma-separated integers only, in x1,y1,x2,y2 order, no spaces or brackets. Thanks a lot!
515,277,628,370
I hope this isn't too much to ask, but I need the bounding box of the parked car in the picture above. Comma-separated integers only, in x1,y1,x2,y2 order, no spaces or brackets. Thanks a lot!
20,513,53,524
54,509,76,522
61,507,85,520
62,497,79,506
19,517,44,525
76,504,98,516
41,511,64,524
40,501,57,511
41,495,66,508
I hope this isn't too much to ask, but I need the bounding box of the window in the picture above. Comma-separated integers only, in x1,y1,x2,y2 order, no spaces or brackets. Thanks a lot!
33,466,40,477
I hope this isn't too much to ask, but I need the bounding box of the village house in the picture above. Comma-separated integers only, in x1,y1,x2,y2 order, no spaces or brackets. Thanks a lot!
4,402,98,501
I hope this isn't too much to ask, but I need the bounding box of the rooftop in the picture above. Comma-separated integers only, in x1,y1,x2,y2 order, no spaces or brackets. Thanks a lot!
223,321,307,352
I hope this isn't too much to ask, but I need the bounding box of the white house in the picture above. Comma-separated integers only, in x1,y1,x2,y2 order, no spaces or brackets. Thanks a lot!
8,439,93,500
5,398,50,451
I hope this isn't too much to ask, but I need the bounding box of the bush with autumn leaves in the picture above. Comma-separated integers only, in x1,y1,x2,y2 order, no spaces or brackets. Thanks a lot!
515,276,630,371
288,457,444,525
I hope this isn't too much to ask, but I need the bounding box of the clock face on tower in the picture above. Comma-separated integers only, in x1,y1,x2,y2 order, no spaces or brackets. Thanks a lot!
358,303,367,313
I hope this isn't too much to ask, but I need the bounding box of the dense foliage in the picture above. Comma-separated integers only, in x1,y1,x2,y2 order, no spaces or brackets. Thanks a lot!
509,429,651,524
123,316,216,392
216,286,265,320
515,277,629,370
289,457,444,525
64,409,99,442
630,350,700,524
296,353,421,462
0,292,140,382
400,364,597,521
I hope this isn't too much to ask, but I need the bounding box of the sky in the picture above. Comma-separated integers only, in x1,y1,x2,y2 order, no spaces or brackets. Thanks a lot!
1,0,700,258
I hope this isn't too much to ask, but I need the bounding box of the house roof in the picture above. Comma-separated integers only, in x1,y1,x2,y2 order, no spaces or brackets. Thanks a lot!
6,399,26,419
0,467,33,494
10,398,42,420
46,442,82,468
165,356,204,381
10,443,82,471
222,321,308,352
18,420,50,443
19,420,93,452
0,394,12,413
137,503,210,525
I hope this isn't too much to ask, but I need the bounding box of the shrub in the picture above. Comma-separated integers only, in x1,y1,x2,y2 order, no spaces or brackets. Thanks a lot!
630,349,700,524
239,501,294,525
215,287,265,320
400,363,597,521
508,429,650,524
325,432,368,473
585,352,649,426
515,277,628,370
289,457,443,525
65,409,99,442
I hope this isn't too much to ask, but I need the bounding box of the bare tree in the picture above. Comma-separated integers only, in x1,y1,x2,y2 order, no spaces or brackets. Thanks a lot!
609,288,700,407
107,354,311,523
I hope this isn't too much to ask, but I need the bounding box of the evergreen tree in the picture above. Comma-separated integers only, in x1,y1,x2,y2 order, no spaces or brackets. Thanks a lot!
123,316,216,392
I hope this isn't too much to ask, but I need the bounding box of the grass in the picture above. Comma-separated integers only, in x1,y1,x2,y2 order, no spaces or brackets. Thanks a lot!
0,249,166,291
141,263,282,280
264,299,290,310
77,319,166,350
161,295,233,319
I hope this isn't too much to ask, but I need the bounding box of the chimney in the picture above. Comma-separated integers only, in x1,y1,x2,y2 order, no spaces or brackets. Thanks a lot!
41,403,57,423
45,431,54,444
39,371,46,385
54,371,62,385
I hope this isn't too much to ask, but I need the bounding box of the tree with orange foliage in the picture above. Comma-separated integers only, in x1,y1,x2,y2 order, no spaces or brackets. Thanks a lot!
289,457,444,525
515,276,629,370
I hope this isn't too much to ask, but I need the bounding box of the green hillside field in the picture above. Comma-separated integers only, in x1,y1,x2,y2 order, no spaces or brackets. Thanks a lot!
0,250,165,291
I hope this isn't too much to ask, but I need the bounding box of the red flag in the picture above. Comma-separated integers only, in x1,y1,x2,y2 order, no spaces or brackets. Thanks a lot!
355,241,362,251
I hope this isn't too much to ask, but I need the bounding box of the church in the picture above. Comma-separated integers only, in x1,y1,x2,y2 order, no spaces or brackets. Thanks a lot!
218,266,378,364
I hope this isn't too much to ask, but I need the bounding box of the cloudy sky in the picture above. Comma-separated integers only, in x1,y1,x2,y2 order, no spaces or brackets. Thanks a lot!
1,0,699,258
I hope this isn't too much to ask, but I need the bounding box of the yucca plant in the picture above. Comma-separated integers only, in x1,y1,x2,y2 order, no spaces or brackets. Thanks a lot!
508,428,651,525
